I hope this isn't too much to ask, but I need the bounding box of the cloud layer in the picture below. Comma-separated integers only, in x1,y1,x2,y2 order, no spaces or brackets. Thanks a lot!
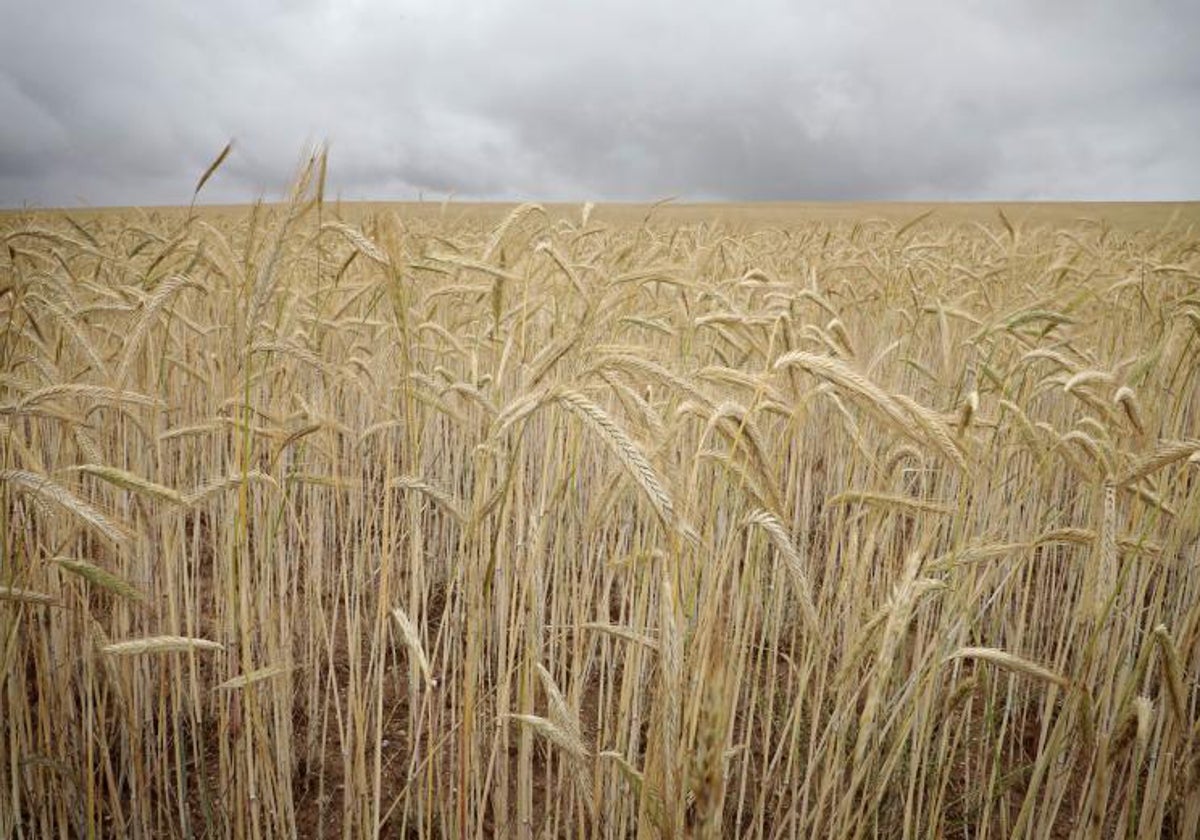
3,0,1198,206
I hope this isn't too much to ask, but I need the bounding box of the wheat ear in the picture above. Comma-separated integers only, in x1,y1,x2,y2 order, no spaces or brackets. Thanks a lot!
103,636,224,656
946,647,1071,688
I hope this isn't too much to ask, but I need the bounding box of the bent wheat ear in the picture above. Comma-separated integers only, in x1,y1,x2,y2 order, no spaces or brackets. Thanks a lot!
581,622,659,652
0,469,131,545
599,750,648,795
505,714,589,761
482,202,546,262
215,665,293,691
0,586,59,606
1133,696,1154,752
1118,440,1200,486
826,318,855,357
103,636,223,656
826,491,952,516
389,476,466,525
183,470,279,506
13,384,158,412
1063,369,1114,394
391,606,434,688
1153,625,1188,726
553,389,677,530
116,275,204,384
957,390,978,433
70,465,185,506
775,351,965,470
946,647,1070,688
321,222,390,267
1034,527,1096,546
773,352,895,413
1114,386,1145,434
535,664,584,745
193,140,233,199
742,509,819,633
491,387,552,436
54,557,145,602
891,394,968,471
593,352,710,406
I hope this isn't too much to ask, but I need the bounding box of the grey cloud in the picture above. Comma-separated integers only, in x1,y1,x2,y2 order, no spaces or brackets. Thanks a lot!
2,0,1197,207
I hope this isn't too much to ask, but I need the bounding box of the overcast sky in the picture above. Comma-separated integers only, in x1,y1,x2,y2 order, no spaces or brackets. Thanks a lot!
2,0,1198,207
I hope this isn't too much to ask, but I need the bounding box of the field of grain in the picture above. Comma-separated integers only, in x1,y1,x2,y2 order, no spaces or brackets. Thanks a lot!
3,160,1199,838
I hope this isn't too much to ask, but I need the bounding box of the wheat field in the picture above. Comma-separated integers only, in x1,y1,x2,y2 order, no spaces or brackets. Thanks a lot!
2,158,1199,838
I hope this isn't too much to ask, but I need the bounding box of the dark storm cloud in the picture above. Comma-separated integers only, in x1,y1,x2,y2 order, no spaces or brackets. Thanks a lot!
2,0,1197,207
